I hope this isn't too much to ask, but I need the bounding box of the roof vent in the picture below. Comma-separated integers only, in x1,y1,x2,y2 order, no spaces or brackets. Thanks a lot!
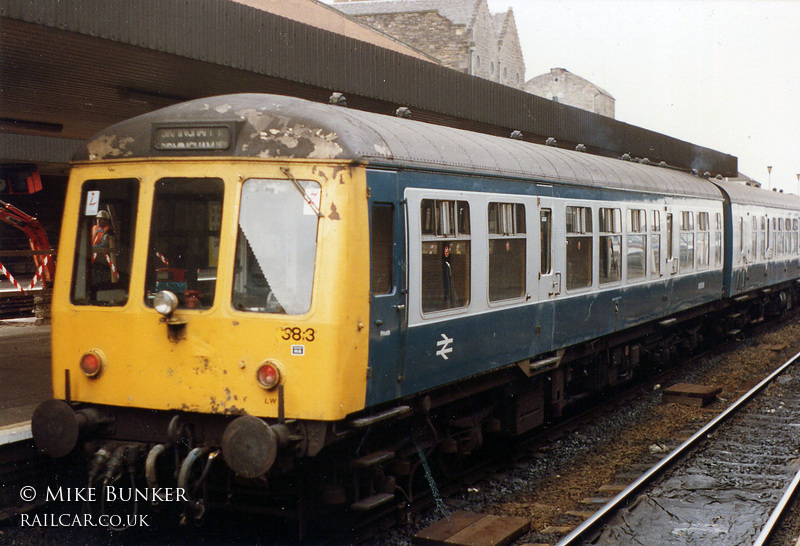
575,144,587,152
659,161,668,168
703,172,711,179
545,137,557,147
510,130,523,140
692,168,699,176
621,153,632,161
395,107,411,118
715,174,724,180
329,93,347,107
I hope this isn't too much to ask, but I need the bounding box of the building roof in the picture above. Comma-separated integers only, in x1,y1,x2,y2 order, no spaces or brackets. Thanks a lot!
334,0,481,28
527,68,616,100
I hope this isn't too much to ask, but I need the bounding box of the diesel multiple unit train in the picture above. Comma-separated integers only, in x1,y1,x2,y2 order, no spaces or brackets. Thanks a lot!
31,94,800,525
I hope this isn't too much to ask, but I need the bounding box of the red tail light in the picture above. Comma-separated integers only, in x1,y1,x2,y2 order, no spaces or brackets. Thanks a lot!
80,350,104,378
256,362,281,390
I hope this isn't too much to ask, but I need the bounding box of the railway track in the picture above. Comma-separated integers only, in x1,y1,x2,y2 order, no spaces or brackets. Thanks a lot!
0,294,35,319
558,349,800,545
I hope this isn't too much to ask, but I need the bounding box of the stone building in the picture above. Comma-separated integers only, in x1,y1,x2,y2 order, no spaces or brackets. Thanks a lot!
332,0,526,90
525,67,616,118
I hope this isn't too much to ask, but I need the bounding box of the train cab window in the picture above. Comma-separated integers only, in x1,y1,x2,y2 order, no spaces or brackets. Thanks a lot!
488,202,526,301
626,209,646,281
751,217,758,262
761,217,767,259
717,213,724,266
599,208,621,285
145,178,224,310
71,179,139,306
232,178,320,315
370,204,394,295
679,211,694,272
421,199,471,313
697,212,710,268
540,209,552,275
651,210,661,277
565,206,593,291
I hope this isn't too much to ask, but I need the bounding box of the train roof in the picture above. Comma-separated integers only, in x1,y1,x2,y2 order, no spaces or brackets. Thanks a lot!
712,178,800,211
75,93,727,200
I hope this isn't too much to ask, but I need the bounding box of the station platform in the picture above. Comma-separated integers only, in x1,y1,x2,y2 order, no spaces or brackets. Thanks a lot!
0,318,52,445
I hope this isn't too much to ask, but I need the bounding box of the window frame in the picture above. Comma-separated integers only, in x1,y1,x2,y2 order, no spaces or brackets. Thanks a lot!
419,198,472,314
565,205,594,292
487,202,527,303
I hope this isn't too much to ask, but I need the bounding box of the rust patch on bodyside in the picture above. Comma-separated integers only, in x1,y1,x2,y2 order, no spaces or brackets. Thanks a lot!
312,165,350,185
87,135,135,160
328,203,341,221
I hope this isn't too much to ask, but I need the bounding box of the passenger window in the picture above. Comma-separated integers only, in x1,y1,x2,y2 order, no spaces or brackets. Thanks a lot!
370,204,394,295
540,209,552,275
599,208,621,284
651,210,661,277
679,211,694,272
627,209,646,281
488,203,526,301
697,212,709,268
566,206,593,291
421,199,471,312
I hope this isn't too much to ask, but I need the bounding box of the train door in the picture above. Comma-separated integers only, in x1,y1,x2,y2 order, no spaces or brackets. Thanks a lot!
535,196,557,353
366,169,407,403
537,198,561,301
665,210,678,275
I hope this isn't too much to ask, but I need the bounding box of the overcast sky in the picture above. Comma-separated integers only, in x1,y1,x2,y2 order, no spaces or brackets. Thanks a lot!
323,0,800,192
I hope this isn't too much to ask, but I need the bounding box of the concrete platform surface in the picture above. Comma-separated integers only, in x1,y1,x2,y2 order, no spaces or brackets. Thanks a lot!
0,318,52,431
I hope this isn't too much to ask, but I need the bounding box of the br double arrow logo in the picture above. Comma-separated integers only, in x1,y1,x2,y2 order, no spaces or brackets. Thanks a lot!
436,333,454,360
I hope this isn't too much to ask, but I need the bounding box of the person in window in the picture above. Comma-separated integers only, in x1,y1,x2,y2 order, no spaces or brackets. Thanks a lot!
442,243,458,308
91,210,118,283
92,210,115,249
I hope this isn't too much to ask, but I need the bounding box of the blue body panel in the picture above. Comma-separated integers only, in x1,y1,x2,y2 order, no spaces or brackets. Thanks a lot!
396,271,722,398
364,168,725,406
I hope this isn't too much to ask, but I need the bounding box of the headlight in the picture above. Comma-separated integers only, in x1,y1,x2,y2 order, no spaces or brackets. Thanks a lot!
154,290,178,317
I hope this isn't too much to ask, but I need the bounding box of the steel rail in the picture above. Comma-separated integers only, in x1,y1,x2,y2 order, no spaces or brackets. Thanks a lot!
753,456,800,546
557,348,800,546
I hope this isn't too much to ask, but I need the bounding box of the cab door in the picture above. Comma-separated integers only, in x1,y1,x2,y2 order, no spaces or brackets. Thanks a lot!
365,169,407,405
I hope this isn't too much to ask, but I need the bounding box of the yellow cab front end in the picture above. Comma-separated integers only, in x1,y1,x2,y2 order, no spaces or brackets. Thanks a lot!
51,158,370,422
